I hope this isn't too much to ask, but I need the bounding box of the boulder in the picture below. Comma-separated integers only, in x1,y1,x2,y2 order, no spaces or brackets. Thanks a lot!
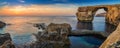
0,21,6,28
0,33,15,48
0,33,12,46
0,40,15,48
33,23,46,30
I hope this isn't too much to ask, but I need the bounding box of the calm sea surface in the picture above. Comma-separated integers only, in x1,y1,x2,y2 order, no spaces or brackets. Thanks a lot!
0,16,116,48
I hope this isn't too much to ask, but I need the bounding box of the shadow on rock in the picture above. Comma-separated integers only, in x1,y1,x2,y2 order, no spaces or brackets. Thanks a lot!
0,33,15,48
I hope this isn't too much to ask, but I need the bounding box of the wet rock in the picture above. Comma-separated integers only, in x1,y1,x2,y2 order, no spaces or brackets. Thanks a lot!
0,40,15,48
69,30,109,39
0,21,6,28
0,33,12,46
0,33,15,48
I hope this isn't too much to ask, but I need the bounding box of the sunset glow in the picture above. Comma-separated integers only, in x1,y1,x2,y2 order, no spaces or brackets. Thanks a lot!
0,0,120,16
9,6,26,14
0,5,77,16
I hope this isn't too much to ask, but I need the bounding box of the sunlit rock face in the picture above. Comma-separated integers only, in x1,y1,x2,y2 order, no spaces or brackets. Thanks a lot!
47,23,72,35
76,5,120,26
106,6,120,26
76,7,93,22
31,23,71,48
100,23,120,48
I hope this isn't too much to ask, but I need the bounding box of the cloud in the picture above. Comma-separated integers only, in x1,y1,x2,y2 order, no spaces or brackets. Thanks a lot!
0,2,8,5
0,4,78,16
19,0,25,3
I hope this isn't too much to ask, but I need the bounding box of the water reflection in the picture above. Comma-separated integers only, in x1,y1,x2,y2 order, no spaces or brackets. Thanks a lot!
105,23,117,33
76,22,116,33
76,22,93,30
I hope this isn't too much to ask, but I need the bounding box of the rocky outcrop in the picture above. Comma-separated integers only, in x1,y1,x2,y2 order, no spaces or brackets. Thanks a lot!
47,23,72,35
76,4,120,26
100,23,120,48
69,30,109,39
0,33,15,48
31,23,71,48
0,33,12,46
0,40,15,48
0,21,6,28
76,7,94,22
32,23,109,48
33,23,46,30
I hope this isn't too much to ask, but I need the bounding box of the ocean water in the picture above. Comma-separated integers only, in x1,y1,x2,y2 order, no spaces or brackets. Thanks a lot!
0,16,116,48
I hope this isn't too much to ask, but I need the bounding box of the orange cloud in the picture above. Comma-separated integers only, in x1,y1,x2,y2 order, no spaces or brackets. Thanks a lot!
0,4,78,16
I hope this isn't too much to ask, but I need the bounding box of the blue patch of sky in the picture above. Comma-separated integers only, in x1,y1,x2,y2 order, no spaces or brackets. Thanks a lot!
0,0,120,6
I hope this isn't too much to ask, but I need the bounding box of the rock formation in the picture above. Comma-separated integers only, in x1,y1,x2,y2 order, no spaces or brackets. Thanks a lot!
0,21,6,28
76,4,120,26
0,33,15,48
0,40,15,48
32,23,109,48
31,23,71,48
69,30,109,39
47,23,72,35
100,23,120,48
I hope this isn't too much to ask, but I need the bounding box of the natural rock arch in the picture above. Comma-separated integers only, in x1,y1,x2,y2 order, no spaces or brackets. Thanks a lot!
92,7,108,16
76,5,120,26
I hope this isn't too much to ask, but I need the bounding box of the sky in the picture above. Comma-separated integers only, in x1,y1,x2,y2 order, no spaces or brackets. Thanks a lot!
0,0,120,16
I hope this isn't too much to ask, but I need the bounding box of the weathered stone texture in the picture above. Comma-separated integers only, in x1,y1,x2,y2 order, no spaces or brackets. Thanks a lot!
100,23,120,48
0,33,15,48
76,5,120,26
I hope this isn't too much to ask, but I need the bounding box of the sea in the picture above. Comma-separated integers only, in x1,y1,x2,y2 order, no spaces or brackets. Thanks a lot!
0,16,117,48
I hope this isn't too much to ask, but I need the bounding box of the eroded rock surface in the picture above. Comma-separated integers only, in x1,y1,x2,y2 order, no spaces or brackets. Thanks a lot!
47,23,72,35
32,23,109,48
0,40,15,48
31,23,71,48
76,4,120,26
0,21,6,28
100,23,120,48
0,33,15,48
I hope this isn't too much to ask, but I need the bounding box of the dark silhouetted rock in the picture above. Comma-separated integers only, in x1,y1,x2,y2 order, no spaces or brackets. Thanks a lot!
0,21,6,28
0,40,15,48
69,30,109,39
0,33,11,46
0,33,15,48
34,23,47,32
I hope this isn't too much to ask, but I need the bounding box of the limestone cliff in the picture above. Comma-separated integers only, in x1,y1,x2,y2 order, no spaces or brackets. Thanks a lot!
76,4,120,26
100,23,120,48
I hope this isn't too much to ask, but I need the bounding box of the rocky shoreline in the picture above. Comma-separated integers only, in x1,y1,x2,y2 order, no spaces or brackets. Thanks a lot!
0,33,15,48
0,23,110,48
